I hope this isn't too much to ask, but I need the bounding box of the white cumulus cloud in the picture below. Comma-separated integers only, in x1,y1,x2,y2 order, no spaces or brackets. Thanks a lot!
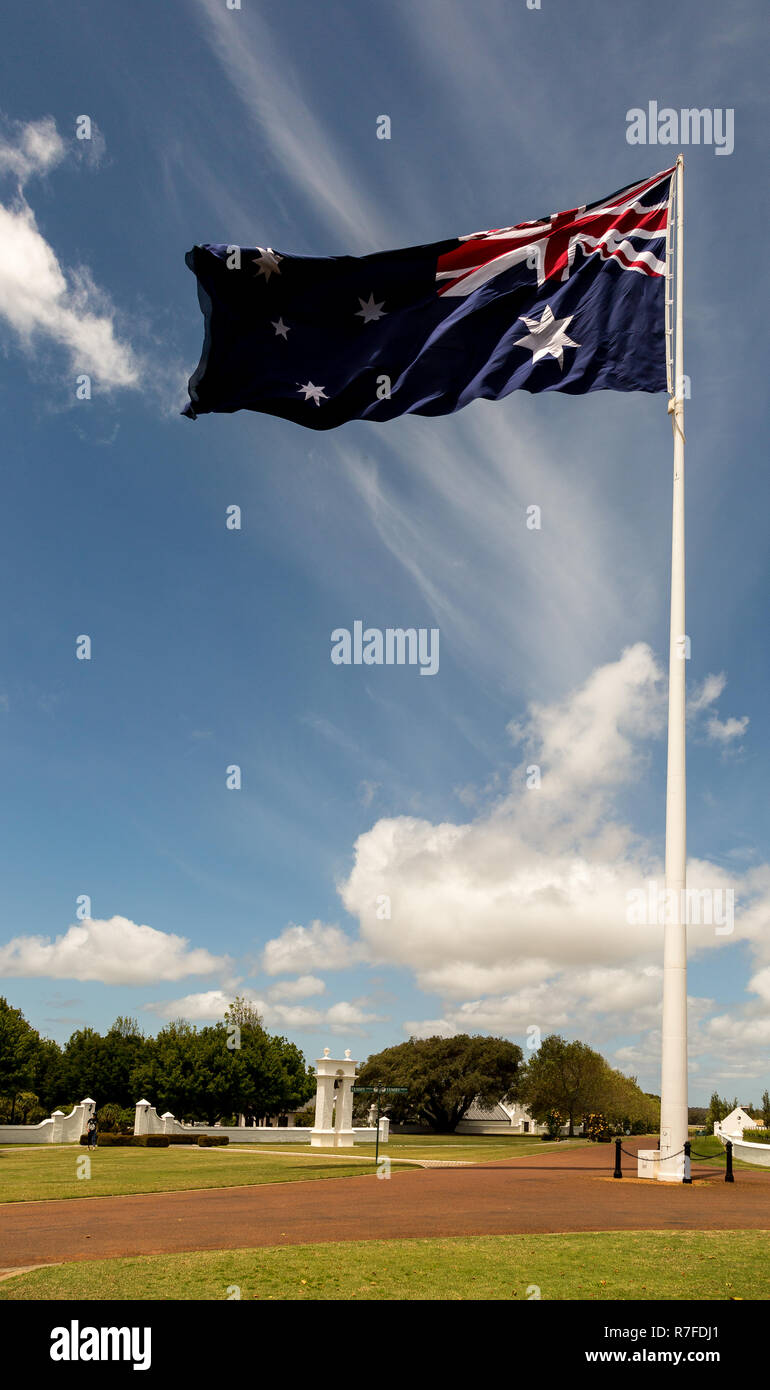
261,920,371,976
0,916,230,985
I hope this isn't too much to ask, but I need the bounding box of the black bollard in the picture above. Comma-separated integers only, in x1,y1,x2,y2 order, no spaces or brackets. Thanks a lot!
725,1140,735,1183
683,1139,692,1184
613,1137,622,1178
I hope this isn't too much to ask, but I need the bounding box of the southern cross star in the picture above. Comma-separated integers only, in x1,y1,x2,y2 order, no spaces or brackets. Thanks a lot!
515,304,580,369
271,317,290,339
297,381,328,406
252,247,283,281
355,292,386,323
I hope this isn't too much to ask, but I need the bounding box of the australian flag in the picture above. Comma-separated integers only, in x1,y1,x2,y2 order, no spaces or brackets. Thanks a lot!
183,167,674,430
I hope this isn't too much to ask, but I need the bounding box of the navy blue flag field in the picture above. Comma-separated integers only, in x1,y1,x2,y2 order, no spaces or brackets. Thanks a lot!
183,166,674,430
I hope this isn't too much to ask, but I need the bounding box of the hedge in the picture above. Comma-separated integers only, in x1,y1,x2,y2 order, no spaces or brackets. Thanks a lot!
77,1132,230,1147
79,1134,169,1147
743,1129,770,1145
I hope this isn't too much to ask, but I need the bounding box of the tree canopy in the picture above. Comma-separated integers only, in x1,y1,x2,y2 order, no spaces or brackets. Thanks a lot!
354,1033,524,1132
520,1034,659,1136
0,996,314,1128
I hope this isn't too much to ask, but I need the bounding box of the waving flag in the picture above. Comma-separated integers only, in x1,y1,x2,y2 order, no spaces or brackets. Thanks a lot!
183,167,674,430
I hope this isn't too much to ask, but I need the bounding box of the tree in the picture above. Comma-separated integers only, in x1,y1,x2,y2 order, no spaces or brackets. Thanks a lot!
520,1036,608,1137
129,1020,206,1121
353,1034,524,1133
704,1092,738,1131
0,998,42,1120
100,1018,148,1107
223,999,315,1122
61,1027,108,1105
128,1003,315,1125
601,1067,659,1135
762,1090,770,1128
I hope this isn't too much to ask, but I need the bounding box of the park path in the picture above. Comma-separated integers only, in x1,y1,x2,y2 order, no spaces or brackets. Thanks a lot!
0,1140,767,1271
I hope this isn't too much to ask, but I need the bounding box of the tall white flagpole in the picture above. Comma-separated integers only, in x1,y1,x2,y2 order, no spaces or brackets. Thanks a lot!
658,152,688,1181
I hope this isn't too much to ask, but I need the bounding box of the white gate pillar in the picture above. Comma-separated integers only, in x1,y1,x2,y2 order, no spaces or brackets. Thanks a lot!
311,1048,357,1148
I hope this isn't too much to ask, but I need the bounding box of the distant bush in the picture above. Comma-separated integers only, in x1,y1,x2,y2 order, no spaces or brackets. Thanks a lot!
743,1129,770,1145
197,1134,228,1146
96,1103,134,1135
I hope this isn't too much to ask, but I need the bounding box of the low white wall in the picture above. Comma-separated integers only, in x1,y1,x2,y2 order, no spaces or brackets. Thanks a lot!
0,1118,55,1145
134,1101,387,1144
0,1100,95,1145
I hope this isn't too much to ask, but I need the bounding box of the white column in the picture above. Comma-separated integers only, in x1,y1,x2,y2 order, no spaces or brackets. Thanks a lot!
659,153,688,1182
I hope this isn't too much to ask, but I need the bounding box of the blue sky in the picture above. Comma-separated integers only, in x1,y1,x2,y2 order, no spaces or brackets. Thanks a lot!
0,0,767,1105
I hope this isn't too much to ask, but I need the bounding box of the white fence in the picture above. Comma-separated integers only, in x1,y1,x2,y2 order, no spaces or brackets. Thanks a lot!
135,1100,387,1145
0,1098,95,1145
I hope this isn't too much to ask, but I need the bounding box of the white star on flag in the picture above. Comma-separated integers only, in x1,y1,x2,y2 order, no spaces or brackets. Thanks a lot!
355,292,386,323
515,304,580,369
253,247,283,281
271,318,290,339
297,381,328,405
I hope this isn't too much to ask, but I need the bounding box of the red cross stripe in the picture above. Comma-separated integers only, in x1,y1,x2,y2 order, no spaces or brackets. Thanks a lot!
436,166,674,295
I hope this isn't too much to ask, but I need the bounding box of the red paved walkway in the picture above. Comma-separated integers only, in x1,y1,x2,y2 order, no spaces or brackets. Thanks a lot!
1,1141,767,1269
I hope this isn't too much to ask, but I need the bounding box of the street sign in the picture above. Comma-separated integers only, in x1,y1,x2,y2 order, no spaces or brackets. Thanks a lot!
352,1086,408,1163
353,1086,408,1094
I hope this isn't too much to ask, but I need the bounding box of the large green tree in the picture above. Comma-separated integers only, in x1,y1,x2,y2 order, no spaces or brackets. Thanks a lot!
0,998,43,1120
520,1035,608,1136
129,1001,315,1125
130,1020,214,1121
223,998,314,1122
353,1034,523,1133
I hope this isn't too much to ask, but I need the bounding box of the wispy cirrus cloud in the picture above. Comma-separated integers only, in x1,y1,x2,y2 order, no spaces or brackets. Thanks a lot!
191,0,395,249
0,116,139,389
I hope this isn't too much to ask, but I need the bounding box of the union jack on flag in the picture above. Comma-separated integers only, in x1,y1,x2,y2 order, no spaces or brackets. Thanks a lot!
183,167,675,430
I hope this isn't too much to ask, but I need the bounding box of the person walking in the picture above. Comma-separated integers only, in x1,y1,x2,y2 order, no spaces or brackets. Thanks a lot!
86,1115,98,1150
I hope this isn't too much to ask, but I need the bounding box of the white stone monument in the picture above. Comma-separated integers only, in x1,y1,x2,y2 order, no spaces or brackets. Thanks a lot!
310,1047,357,1148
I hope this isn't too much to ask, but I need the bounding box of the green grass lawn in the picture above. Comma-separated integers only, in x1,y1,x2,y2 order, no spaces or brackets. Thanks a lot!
0,1145,386,1204
689,1134,769,1172
259,1134,591,1162
1,1230,766,1301
0,1134,590,1203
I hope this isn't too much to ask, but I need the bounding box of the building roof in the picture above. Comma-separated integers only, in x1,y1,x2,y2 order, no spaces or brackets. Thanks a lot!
461,1100,512,1122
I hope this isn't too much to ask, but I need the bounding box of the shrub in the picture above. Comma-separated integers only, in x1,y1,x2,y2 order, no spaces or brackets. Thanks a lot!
166,1134,199,1145
197,1134,229,1146
78,1134,169,1147
96,1104,123,1134
583,1112,612,1142
743,1129,770,1145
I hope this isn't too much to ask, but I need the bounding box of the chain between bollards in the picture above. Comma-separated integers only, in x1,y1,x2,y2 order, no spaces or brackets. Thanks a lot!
612,1137,737,1183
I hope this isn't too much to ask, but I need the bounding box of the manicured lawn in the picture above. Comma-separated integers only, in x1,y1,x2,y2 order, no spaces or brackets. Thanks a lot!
690,1134,769,1172
1,1230,766,1301
0,1146,385,1204
0,1134,595,1204
266,1135,591,1162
